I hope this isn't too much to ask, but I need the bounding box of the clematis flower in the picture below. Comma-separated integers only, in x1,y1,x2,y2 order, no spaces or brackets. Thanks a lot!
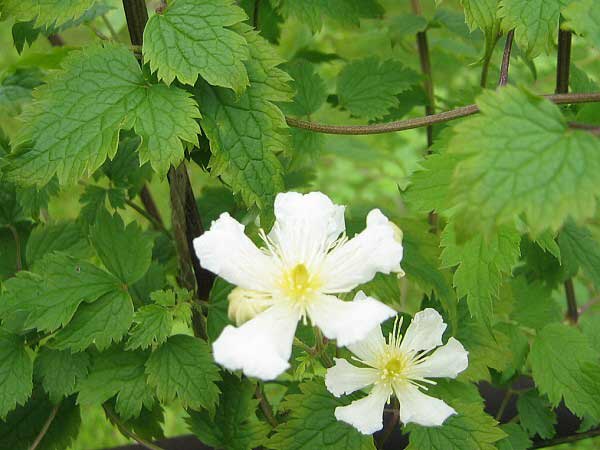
325,309,468,434
193,191,404,380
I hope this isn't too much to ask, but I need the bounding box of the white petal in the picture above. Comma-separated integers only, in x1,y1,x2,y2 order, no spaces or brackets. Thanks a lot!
325,358,379,397
212,305,300,380
395,384,456,427
307,292,396,347
347,321,386,365
321,209,404,292
193,213,278,291
268,191,345,268
400,308,447,353
410,338,469,379
334,383,391,435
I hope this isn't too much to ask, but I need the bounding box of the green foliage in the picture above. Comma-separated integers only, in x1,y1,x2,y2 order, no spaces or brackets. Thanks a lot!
564,0,600,50
143,0,249,91
267,381,376,450
516,390,557,439
0,330,33,418
35,348,90,403
0,0,98,28
558,219,600,289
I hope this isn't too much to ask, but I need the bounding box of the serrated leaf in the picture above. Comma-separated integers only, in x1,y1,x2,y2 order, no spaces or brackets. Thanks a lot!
529,323,600,420
51,290,134,352
266,381,375,450
449,86,600,236
558,219,600,289
498,0,563,57
0,330,33,418
1,0,97,28
282,60,327,117
460,0,501,61
441,222,520,323
496,423,532,450
0,67,44,117
4,44,200,184
126,304,173,350
78,184,125,228
77,347,154,420
337,57,420,120
516,390,557,439
0,253,121,332
145,334,220,412
406,402,506,450
102,134,152,194
206,278,234,342
89,211,153,285
509,276,562,331
143,0,249,91
187,373,269,450
271,0,383,32
195,25,291,212
564,0,600,50
25,221,88,268
34,348,90,402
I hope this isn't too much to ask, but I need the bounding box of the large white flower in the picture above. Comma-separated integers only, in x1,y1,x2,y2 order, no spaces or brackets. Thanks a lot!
325,308,468,434
193,191,404,380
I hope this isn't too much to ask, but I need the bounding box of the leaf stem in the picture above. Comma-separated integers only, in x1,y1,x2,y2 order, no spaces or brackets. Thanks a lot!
28,403,60,450
101,14,120,41
285,92,600,135
255,383,278,428
377,400,399,449
556,27,572,94
139,185,165,229
104,405,165,450
498,30,515,87
532,427,600,448
6,224,22,272
495,390,513,422
564,279,579,324
125,198,168,234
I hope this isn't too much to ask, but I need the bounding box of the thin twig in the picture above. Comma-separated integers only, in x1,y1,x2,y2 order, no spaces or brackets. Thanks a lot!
495,390,513,421
139,185,165,229
532,427,600,448
104,405,165,450
101,14,120,41
124,198,168,233
564,279,578,324
285,92,600,135
498,30,515,87
568,122,600,136
6,225,22,271
255,383,278,428
28,404,60,450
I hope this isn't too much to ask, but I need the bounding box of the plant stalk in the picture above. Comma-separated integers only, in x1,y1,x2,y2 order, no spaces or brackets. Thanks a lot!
104,405,166,450
498,30,515,87
28,404,60,450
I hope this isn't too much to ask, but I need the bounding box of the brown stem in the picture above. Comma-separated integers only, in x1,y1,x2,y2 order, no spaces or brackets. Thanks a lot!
556,28,572,94
377,402,399,449
255,383,278,428
564,279,578,324
122,0,148,47
124,198,167,233
28,404,60,450
568,122,600,135
139,185,165,229
47,34,64,46
104,405,165,450
498,30,515,87
532,427,600,448
285,92,600,135
7,225,22,271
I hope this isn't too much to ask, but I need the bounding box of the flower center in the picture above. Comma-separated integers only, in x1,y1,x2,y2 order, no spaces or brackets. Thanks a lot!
377,348,411,385
280,263,321,305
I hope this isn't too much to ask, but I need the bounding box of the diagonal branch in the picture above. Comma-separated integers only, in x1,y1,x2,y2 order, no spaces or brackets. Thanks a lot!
28,403,60,450
498,30,515,87
285,92,600,135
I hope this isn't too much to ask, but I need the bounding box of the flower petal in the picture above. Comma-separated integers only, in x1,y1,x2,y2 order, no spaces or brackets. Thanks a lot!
400,308,446,354
212,305,300,380
268,191,345,268
347,322,386,365
321,209,404,292
334,383,390,435
325,358,379,397
395,384,456,427
193,213,279,291
227,287,274,325
410,337,469,379
308,291,396,347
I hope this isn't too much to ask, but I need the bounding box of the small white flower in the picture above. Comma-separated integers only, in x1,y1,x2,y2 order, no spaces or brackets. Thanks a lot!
325,308,468,435
193,191,404,380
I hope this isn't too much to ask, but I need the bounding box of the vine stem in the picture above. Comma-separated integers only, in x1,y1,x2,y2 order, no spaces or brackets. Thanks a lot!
139,185,165,229
285,92,600,135
28,404,60,450
498,30,515,87
532,427,600,448
104,405,166,450
564,278,579,324
124,198,168,234
255,383,278,428
6,224,22,271
377,400,399,450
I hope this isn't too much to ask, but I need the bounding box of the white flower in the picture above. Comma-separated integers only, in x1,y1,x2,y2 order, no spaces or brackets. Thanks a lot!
193,191,404,380
325,308,468,434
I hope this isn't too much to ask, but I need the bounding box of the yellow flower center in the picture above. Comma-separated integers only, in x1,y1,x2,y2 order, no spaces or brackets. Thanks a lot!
280,264,321,305
377,349,410,384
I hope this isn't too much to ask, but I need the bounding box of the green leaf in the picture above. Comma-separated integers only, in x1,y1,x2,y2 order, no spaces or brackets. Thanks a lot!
460,0,501,61
143,0,249,91
187,373,269,450
529,323,600,420
0,253,121,332
558,219,600,289
0,330,33,418
509,276,562,331
271,0,383,32
406,403,506,450
337,57,420,120
102,133,153,194
267,381,375,450
0,392,81,450
25,221,88,268
496,423,532,450
516,390,557,439
0,68,44,117
77,347,154,420
145,334,220,413
281,60,327,117
449,86,600,235
564,0,600,50
195,25,291,212
89,211,153,285
0,0,97,28
78,184,126,228
34,348,90,402
498,0,562,57
206,278,234,342
441,222,520,323
0,181,25,226
126,304,173,350
51,290,134,352
4,44,200,184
